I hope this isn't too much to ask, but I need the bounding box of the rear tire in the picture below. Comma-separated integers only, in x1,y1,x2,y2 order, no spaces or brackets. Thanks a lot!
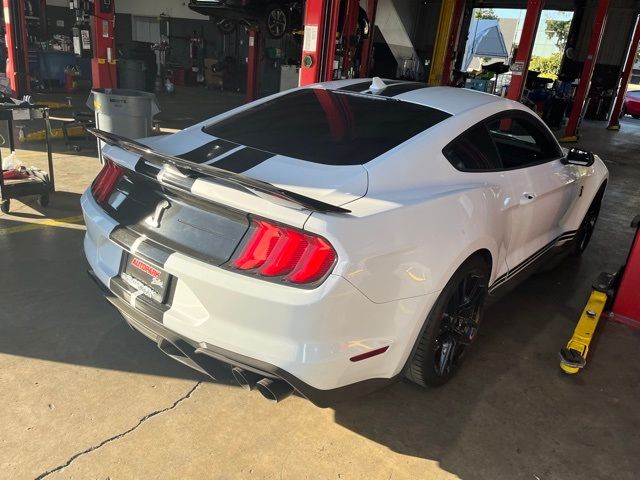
571,195,602,257
406,255,489,387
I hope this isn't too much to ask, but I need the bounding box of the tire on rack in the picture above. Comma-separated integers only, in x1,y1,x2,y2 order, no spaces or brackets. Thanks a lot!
265,4,288,39
217,18,236,35
406,254,490,387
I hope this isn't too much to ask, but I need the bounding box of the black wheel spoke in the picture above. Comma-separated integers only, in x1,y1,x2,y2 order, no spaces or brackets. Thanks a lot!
436,334,457,376
433,270,486,377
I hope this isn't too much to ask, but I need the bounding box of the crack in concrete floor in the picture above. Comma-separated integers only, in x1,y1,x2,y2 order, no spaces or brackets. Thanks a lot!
33,381,203,480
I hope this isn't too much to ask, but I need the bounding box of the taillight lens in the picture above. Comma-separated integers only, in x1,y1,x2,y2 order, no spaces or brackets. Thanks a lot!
230,218,337,285
91,159,124,204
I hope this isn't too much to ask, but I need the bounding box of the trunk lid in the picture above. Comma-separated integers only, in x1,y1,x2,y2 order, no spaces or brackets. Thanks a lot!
134,128,369,207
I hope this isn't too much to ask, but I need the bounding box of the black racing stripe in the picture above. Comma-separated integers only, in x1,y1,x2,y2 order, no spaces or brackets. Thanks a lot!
489,230,580,291
135,159,160,177
378,82,429,97
110,226,174,268
177,138,239,164
337,81,374,92
210,147,275,173
110,226,139,251
162,170,196,191
136,240,173,268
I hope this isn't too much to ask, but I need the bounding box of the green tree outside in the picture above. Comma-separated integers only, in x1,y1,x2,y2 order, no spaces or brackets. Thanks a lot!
475,9,498,20
545,20,571,51
529,52,563,79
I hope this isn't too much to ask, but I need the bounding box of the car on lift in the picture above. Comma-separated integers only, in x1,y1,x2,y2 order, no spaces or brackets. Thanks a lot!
188,0,303,38
622,90,640,119
82,79,608,406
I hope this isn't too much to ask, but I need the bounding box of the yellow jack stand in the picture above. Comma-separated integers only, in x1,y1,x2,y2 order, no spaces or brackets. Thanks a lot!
559,273,614,374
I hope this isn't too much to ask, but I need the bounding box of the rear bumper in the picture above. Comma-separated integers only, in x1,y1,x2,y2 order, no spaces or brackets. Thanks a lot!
89,269,398,407
82,188,439,404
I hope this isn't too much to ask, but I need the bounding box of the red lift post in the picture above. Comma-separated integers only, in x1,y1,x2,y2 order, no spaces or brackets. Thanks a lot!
506,0,544,102
359,0,378,78
91,0,117,89
299,0,340,86
4,0,30,96
609,216,640,328
440,0,466,86
339,0,361,78
607,14,640,130
561,0,610,141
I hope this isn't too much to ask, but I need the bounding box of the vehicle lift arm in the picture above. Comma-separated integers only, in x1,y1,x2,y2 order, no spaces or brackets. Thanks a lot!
560,216,640,373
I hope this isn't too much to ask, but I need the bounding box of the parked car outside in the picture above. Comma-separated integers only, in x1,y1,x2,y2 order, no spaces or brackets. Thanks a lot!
622,89,640,118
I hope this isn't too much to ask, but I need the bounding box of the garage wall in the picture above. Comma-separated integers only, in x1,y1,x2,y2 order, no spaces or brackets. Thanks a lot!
574,0,637,65
372,0,442,79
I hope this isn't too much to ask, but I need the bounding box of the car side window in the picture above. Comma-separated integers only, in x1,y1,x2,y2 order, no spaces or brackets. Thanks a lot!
443,124,502,171
486,115,562,169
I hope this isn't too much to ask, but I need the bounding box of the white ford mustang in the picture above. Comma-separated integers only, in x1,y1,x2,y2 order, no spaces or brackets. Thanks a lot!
82,79,608,406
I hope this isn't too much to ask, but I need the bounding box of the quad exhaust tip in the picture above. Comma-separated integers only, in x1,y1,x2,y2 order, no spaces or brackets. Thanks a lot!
255,377,294,403
232,368,294,402
231,367,262,391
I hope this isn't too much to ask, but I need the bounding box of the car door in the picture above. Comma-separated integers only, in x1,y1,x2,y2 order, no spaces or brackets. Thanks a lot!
486,112,580,272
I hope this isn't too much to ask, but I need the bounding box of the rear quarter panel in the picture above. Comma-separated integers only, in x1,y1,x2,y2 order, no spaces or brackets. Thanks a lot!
305,185,507,304
304,115,512,304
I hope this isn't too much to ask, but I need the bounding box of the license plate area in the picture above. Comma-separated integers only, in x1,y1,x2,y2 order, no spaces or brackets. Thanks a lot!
121,253,172,304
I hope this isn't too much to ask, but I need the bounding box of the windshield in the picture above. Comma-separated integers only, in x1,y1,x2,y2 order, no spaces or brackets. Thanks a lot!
203,88,451,165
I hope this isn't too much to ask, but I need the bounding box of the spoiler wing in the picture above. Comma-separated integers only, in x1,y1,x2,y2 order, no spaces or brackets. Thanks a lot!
88,128,351,214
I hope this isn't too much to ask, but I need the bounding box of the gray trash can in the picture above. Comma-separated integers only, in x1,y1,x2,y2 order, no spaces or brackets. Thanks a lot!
87,88,160,161
117,59,147,91
88,88,160,139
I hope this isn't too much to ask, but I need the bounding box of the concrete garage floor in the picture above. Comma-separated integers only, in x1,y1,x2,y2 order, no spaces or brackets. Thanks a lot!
1,89,639,479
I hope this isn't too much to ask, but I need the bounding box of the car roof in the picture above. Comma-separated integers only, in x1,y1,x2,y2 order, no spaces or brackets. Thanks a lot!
315,78,511,116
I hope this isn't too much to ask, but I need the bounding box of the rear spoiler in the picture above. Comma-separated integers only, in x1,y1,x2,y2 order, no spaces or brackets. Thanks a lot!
88,128,350,214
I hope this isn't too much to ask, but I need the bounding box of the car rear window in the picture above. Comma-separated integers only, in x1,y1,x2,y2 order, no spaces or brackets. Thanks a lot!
203,88,451,165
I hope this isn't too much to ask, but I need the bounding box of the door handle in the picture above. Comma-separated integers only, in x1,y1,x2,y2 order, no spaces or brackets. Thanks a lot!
520,192,537,205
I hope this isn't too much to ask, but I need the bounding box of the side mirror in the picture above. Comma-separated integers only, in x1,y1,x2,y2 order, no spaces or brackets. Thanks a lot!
562,148,595,167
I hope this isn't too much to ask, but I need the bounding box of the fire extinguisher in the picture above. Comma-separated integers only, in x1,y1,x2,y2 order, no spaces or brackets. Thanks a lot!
64,65,80,93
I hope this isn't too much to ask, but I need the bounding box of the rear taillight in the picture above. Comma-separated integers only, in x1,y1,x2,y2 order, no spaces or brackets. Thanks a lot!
229,218,337,285
91,159,124,204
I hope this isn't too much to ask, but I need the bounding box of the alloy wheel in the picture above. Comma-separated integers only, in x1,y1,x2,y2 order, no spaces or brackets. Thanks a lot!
434,273,484,377
577,206,598,252
267,8,288,38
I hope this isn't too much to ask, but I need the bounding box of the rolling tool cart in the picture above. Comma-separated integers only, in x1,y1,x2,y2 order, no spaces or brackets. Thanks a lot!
0,105,54,214
560,214,640,373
